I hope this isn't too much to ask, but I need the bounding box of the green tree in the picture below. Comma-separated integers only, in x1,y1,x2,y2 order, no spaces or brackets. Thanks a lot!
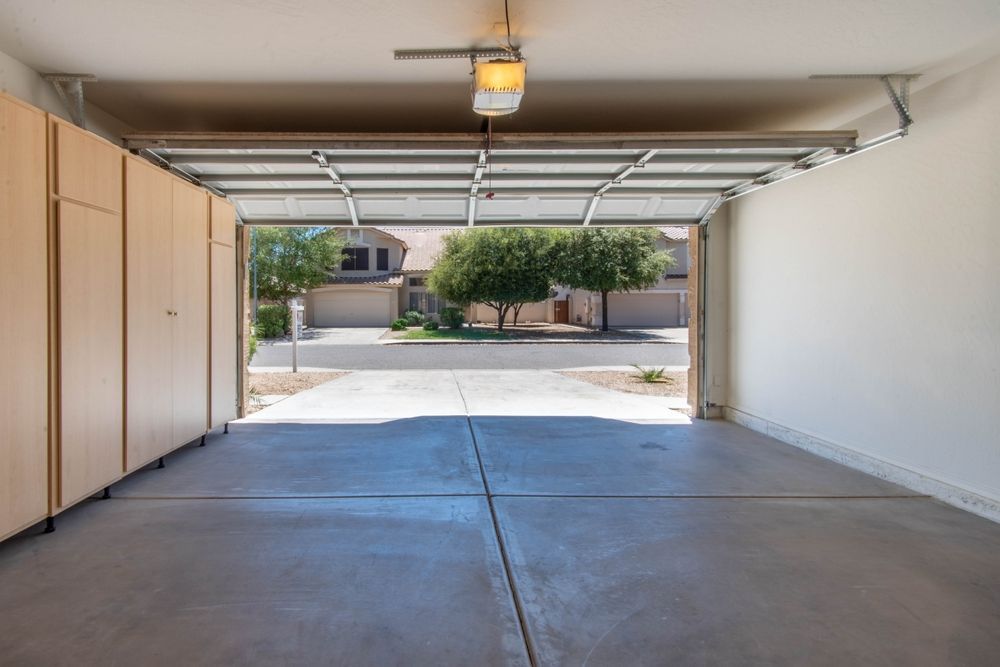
427,228,556,331
252,227,347,305
552,228,674,331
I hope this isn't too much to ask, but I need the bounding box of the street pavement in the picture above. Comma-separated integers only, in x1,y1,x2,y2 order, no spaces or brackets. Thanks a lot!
252,340,689,370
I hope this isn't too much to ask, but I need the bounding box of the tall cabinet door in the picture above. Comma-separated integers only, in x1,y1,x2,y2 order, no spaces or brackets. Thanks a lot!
57,201,123,506
125,158,174,471
172,181,209,444
209,197,238,428
0,94,49,540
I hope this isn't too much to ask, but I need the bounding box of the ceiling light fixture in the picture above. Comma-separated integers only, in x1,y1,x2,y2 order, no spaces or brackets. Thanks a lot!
471,59,526,117
393,0,526,117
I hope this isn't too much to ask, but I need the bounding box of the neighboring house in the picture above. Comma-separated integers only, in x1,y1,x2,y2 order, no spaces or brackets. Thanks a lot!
303,228,450,327
305,227,689,328
468,227,690,328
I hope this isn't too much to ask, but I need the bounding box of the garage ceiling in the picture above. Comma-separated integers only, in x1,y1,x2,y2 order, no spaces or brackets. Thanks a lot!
2,1,998,132
133,131,857,227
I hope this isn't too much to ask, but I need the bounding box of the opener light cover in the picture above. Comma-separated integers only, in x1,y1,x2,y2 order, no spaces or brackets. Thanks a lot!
472,59,526,116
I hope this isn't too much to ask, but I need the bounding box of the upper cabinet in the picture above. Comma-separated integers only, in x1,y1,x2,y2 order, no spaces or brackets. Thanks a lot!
51,119,123,213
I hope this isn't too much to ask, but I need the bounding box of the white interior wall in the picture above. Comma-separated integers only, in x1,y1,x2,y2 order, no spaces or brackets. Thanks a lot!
722,53,1000,519
0,47,131,142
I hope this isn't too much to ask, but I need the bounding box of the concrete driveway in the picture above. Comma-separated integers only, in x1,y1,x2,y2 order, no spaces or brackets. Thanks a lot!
2,371,999,665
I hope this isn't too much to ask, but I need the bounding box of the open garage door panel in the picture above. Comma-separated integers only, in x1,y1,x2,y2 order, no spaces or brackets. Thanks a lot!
126,131,857,228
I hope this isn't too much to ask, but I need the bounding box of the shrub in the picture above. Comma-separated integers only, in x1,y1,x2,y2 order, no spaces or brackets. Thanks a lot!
632,365,666,383
439,306,465,329
403,310,424,326
391,318,409,331
255,304,290,338
422,320,439,331
248,333,258,362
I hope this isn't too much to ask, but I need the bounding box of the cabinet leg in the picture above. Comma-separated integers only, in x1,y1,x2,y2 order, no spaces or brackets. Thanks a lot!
102,486,111,500
157,457,165,469
224,423,229,434
199,433,206,447
44,517,55,534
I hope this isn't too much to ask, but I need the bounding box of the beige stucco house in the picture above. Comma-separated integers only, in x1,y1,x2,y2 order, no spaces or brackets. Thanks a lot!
305,227,689,328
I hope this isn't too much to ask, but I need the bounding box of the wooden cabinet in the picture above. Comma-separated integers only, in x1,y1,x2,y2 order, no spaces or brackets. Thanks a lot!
0,92,237,541
49,116,126,511
210,197,238,428
124,160,211,469
171,181,210,444
0,94,50,540
56,201,124,506
53,121,122,212
125,158,175,471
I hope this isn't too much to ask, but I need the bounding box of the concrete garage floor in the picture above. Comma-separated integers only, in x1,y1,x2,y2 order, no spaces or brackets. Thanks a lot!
1,372,999,665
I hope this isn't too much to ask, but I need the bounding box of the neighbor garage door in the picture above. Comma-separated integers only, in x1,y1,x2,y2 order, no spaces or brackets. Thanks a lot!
607,293,680,327
312,290,391,327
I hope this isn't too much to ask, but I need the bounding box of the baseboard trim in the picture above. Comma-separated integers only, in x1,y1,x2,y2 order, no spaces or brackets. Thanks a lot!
724,407,1000,524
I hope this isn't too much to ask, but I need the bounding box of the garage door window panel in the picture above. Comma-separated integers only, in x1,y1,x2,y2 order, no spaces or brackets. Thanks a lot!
342,247,369,271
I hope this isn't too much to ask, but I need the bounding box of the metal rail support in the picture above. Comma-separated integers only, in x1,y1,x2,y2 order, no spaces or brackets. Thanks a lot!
102,486,111,500
311,151,360,226
583,149,658,225
42,73,97,129
200,434,206,447
157,457,165,469
44,517,55,534
468,150,488,226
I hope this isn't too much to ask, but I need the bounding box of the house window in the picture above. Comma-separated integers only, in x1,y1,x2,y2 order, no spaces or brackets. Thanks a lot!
408,292,441,314
341,247,369,271
376,248,389,272
408,276,424,287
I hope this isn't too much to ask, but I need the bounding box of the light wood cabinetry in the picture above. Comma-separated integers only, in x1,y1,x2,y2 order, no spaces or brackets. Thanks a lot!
124,158,175,471
210,197,238,427
0,92,238,541
56,201,124,506
0,94,50,541
171,181,210,444
49,116,126,512
124,160,212,469
52,121,122,213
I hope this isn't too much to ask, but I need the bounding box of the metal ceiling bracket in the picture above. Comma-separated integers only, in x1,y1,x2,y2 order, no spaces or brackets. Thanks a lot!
42,73,97,129
312,151,359,226
810,73,920,134
394,47,522,61
583,149,659,225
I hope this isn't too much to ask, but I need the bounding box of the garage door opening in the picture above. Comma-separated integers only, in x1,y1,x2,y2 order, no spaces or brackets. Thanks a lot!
128,130,857,418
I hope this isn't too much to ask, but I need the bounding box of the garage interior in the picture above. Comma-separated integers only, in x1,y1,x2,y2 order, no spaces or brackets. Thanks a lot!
1,1,999,664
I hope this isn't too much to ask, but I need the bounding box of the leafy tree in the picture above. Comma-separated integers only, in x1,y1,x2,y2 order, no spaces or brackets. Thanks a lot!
252,227,347,305
427,228,556,330
552,228,674,331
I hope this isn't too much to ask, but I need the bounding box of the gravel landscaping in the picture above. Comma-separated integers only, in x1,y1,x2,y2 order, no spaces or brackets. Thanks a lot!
248,372,349,413
560,370,688,398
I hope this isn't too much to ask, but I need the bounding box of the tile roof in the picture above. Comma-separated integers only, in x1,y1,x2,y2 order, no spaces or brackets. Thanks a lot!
376,227,455,272
325,272,404,287
658,226,690,241
374,226,689,273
